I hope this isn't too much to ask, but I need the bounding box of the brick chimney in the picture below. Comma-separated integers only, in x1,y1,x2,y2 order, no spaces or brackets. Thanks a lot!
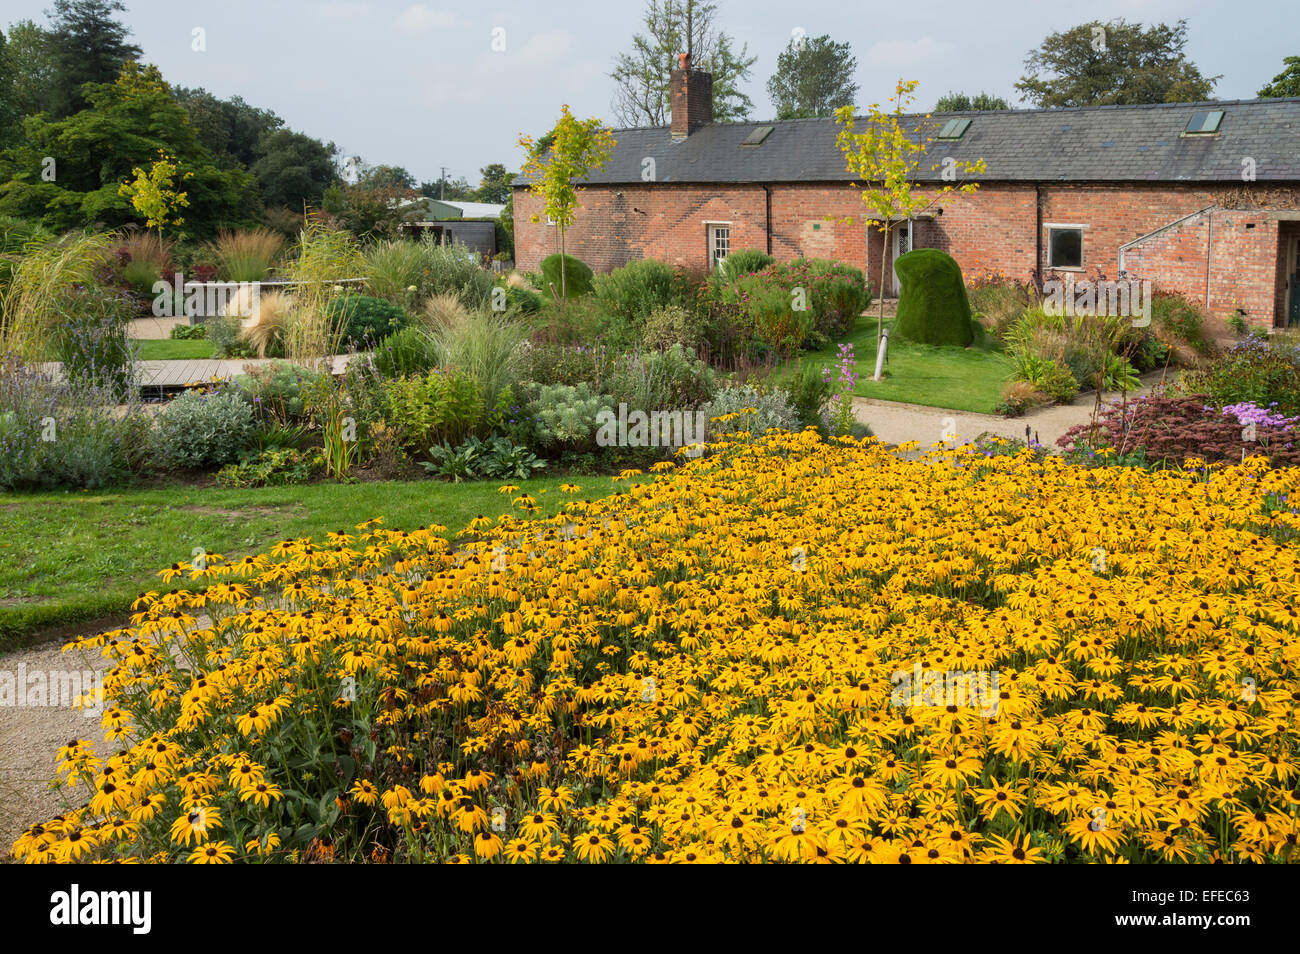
670,52,712,140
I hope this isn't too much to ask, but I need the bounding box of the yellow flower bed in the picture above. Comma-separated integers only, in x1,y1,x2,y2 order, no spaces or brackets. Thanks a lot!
12,430,1300,864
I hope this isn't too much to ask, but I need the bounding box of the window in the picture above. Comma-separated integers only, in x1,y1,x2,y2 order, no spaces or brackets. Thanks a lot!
1047,226,1084,269
937,118,971,140
1185,110,1224,135
742,126,774,147
708,224,731,271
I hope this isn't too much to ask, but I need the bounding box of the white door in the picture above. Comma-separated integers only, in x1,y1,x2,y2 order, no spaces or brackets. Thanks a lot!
891,221,911,296
708,224,731,272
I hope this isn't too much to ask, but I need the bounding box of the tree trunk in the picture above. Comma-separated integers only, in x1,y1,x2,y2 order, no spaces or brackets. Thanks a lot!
559,225,567,302
877,222,891,356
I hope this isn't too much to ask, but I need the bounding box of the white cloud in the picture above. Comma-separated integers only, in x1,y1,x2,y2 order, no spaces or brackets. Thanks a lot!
396,5,472,31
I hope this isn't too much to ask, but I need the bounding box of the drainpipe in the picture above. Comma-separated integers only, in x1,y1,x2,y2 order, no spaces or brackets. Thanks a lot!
763,185,772,255
1205,210,1213,308
1033,184,1042,291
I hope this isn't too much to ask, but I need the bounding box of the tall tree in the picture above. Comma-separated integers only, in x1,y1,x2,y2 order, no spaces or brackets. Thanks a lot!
0,30,17,148
0,62,252,235
4,20,58,118
250,129,337,210
172,87,284,170
43,0,143,117
1257,56,1300,98
1016,19,1219,107
934,91,1010,112
766,34,858,120
474,163,513,204
610,0,757,126
359,164,416,191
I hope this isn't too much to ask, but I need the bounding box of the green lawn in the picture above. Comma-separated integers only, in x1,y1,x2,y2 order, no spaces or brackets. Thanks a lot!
792,316,1015,414
0,474,629,652
132,338,216,360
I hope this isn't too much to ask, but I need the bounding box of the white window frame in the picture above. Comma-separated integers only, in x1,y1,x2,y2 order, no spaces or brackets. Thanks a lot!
1045,223,1087,271
705,221,732,271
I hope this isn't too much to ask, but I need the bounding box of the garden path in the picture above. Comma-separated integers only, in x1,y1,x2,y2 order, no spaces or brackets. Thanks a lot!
0,640,113,859
852,371,1174,449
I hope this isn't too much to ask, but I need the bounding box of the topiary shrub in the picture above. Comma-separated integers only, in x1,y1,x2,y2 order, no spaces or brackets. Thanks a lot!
540,253,593,299
893,248,975,347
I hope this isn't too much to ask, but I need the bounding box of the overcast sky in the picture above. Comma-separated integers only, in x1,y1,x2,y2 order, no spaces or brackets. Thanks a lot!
2,0,1293,186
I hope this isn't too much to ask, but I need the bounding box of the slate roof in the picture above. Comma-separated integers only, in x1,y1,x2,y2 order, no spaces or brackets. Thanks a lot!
515,98,1300,186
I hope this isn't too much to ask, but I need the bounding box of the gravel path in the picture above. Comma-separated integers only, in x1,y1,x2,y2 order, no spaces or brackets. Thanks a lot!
853,372,1173,448
0,641,113,859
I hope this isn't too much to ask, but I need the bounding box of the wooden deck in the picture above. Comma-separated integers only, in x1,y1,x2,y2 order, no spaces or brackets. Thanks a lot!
37,354,358,387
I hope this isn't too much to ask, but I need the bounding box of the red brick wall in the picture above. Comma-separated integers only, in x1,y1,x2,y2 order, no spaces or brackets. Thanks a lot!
1121,208,1290,327
513,180,1300,327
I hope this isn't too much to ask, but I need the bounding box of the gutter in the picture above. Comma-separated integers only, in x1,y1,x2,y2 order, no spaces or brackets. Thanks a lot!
762,184,772,255
1034,184,1042,291
1205,210,1214,307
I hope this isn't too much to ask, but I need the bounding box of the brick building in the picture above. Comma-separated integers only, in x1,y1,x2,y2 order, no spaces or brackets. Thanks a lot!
514,59,1300,330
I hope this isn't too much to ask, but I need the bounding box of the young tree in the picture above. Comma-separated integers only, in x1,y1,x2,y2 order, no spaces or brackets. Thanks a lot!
44,0,143,117
118,150,191,234
766,34,858,120
1016,19,1219,107
610,0,757,126
834,80,986,367
934,91,1010,112
518,105,616,300
1258,56,1300,98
